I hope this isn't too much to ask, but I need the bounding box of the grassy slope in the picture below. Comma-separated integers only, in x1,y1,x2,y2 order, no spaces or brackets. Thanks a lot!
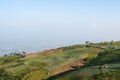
0,41,120,80
0,44,102,80
50,45,120,80
19,48,101,80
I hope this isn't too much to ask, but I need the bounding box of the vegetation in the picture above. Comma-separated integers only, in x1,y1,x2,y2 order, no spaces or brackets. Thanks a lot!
0,41,120,80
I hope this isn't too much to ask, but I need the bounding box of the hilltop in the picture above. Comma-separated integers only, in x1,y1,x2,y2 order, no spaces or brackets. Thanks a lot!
0,41,120,80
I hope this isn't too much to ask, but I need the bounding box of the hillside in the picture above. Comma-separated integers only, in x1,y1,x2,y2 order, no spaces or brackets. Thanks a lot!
0,41,120,80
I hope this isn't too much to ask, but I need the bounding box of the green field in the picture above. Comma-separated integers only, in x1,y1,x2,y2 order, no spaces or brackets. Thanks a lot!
0,41,120,80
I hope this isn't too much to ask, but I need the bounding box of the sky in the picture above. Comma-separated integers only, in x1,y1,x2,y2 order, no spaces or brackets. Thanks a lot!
0,0,120,43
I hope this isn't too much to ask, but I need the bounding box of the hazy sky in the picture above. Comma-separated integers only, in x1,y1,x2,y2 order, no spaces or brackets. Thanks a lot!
0,0,120,43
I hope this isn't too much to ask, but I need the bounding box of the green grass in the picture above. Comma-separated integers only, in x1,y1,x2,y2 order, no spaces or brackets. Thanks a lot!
23,69,48,80
0,46,102,80
24,48,100,72
48,47,120,80
6,65,30,74
1,41,120,80
49,63,120,80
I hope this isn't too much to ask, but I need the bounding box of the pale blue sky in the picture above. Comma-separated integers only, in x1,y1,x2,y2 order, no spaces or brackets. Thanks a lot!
0,0,120,43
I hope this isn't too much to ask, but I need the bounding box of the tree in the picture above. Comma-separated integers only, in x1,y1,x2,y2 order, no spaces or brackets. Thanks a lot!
110,40,114,45
85,41,89,45
22,51,26,55
85,41,91,48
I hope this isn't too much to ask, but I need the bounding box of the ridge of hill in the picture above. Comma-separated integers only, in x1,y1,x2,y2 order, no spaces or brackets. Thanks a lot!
0,41,120,80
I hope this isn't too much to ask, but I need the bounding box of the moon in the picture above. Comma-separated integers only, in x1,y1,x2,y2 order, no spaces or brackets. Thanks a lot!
91,21,97,28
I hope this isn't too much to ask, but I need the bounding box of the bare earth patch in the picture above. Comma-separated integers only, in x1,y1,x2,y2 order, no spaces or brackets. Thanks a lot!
50,58,85,76
25,48,63,58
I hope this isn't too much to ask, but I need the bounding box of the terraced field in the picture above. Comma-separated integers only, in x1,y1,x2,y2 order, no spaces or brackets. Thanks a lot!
5,48,101,76
0,41,120,80
48,45,120,80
